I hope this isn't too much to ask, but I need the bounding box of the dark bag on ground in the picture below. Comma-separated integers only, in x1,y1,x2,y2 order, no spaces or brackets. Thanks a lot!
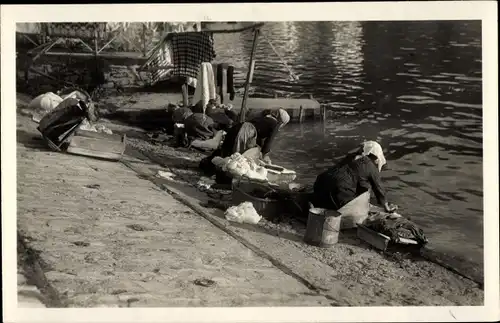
37,98,89,148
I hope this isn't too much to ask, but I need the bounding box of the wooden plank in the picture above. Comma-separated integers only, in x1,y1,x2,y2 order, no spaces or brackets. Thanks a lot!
321,106,327,121
41,51,148,65
181,84,189,107
239,28,260,123
73,129,124,142
357,224,390,251
248,60,256,84
231,97,320,112
200,22,266,34
220,65,227,105
66,146,123,161
68,136,126,155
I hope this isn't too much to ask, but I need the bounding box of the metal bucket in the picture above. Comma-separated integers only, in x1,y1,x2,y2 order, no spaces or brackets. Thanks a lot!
304,207,341,248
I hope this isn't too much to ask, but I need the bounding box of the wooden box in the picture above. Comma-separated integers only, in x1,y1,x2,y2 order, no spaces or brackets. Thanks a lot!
67,129,127,161
357,224,391,251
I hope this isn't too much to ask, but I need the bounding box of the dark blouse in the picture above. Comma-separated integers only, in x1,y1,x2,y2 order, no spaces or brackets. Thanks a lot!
313,154,387,210
249,116,280,155
219,122,244,158
207,109,239,131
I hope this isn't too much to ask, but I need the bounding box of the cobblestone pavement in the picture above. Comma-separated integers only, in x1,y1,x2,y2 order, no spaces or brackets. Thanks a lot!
16,121,332,307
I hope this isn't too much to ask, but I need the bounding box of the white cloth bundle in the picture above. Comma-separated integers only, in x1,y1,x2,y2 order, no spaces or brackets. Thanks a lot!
225,202,262,224
28,92,63,115
216,153,268,181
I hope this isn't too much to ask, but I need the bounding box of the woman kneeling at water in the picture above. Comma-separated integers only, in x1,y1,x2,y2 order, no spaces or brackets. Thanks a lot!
184,100,240,139
311,141,398,213
199,108,291,181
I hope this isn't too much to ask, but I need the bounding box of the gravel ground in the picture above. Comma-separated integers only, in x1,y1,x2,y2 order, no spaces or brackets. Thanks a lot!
115,123,484,306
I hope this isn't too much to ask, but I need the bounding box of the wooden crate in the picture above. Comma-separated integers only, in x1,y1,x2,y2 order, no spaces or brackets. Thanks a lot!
357,224,391,251
66,129,126,161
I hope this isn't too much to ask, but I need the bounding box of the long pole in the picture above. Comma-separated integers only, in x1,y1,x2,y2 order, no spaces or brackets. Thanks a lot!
238,28,260,123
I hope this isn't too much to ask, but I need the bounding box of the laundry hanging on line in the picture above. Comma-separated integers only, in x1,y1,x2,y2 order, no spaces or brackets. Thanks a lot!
193,62,217,109
145,31,217,86
214,63,236,101
145,40,175,85
171,32,217,82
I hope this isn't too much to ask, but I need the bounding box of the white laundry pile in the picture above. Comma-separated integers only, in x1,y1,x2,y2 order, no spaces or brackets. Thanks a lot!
212,153,268,181
224,202,262,225
27,90,113,135
27,92,64,122
27,90,94,124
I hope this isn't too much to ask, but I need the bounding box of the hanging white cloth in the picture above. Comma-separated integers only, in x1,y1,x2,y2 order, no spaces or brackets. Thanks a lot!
192,62,217,112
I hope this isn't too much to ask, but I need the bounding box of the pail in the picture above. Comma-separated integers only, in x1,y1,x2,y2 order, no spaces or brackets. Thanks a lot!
303,207,341,248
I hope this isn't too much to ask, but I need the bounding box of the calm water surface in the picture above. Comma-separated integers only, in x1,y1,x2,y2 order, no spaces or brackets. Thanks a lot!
213,21,483,266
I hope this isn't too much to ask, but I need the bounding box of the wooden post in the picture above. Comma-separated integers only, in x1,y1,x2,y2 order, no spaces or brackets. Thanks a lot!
142,23,147,57
248,60,256,84
181,83,189,107
220,65,227,105
322,108,327,136
238,28,260,123
93,30,98,57
298,106,304,123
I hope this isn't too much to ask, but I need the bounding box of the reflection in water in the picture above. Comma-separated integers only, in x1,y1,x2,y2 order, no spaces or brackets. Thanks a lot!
214,21,483,267
279,22,299,55
328,22,365,109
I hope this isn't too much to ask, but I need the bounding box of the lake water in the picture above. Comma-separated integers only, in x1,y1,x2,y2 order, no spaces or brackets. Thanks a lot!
214,21,483,267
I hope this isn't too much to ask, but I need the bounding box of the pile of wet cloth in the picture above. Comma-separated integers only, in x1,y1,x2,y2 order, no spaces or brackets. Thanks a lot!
225,201,262,224
211,152,268,182
364,208,429,245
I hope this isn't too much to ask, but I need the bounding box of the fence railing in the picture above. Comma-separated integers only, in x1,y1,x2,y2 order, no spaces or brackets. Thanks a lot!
16,22,201,55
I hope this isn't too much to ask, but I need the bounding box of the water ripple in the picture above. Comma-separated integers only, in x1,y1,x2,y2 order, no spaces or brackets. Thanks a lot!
214,21,483,266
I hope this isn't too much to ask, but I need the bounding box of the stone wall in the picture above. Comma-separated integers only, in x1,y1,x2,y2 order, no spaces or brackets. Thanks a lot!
16,55,154,96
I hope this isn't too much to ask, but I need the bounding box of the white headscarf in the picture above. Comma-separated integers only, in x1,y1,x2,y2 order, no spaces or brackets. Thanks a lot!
277,108,290,126
361,141,386,171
